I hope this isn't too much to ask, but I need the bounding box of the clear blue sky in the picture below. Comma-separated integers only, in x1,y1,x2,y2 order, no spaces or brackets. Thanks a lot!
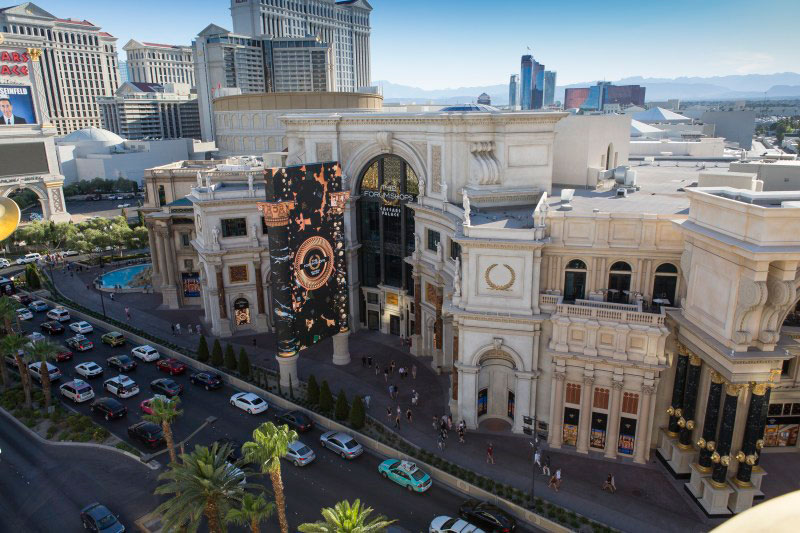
16,0,800,88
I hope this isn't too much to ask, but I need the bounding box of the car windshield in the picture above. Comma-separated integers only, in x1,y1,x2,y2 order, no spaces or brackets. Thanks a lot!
95,514,117,528
118,356,132,363
342,439,358,449
88,364,99,370
296,445,311,455
441,518,458,530
250,397,263,405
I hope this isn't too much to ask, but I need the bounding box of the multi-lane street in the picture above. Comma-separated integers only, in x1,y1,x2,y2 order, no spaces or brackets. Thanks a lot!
7,300,533,532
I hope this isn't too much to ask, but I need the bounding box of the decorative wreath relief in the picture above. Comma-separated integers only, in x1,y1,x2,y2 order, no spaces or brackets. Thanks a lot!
484,263,515,291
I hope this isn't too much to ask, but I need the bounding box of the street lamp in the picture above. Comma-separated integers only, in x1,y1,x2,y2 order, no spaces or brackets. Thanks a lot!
99,289,107,319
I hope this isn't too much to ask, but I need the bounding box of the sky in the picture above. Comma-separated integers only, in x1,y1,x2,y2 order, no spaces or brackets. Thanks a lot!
15,0,800,89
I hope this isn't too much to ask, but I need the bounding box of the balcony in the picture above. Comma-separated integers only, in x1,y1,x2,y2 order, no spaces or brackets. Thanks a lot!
555,300,665,327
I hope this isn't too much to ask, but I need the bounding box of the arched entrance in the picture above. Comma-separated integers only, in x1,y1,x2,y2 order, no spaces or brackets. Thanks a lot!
477,350,517,426
0,175,70,223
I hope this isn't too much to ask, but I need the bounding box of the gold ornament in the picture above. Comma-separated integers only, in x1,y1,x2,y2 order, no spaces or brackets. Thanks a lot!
735,451,746,463
686,420,695,430
755,439,764,450
677,417,686,428
666,406,675,416
745,454,757,466
706,440,716,452
752,382,768,395
484,263,515,291
26,47,42,62
674,408,683,418
720,455,730,467
711,451,721,463
696,438,706,449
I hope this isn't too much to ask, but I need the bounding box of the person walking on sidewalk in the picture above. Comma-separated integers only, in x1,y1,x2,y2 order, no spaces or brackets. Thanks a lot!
383,367,389,382
412,364,417,379
406,407,412,423
534,449,542,470
124,307,130,320
542,455,551,477
432,416,439,432
361,356,367,367
396,405,401,419
367,356,373,367
437,436,445,451
175,323,181,335
553,468,562,492
457,424,465,443
375,364,380,377
196,323,202,335
602,473,616,494
411,390,418,407
187,324,193,334
363,395,370,410
387,407,393,422
171,324,175,335
389,360,395,374
486,443,495,464
394,413,401,429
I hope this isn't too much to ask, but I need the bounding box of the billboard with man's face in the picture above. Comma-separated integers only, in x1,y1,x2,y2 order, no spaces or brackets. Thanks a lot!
0,84,35,126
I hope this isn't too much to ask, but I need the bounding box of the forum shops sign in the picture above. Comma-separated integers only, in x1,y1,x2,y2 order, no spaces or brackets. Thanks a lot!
258,162,350,357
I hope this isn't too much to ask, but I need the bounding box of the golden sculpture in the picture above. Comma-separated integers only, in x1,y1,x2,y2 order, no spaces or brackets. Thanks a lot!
0,198,21,242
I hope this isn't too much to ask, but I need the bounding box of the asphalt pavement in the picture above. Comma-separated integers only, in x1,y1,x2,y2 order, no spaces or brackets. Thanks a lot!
9,306,535,532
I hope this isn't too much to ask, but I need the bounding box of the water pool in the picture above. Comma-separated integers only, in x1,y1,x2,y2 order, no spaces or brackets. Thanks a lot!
98,264,152,290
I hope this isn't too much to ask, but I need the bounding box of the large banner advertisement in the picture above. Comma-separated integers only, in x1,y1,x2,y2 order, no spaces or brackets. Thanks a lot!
181,272,201,297
260,162,350,356
0,84,35,125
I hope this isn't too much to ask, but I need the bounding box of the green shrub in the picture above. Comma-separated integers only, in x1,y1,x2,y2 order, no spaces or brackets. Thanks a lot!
211,339,223,366
197,336,210,363
224,344,237,371
306,375,319,405
349,396,365,429
318,380,333,413
46,425,58,439
334,389,349,421
238,348,250,377
115,442,141,456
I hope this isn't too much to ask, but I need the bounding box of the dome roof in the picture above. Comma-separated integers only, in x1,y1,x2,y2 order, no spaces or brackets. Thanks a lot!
441,103,500,113
60,127,125,144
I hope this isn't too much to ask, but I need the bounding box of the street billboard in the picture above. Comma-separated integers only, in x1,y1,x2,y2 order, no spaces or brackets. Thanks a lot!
0,84,36,125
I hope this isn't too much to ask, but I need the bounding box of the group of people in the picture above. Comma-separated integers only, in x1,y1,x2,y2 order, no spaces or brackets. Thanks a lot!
432,414,468,451
171,322,202,336
533,444,617,494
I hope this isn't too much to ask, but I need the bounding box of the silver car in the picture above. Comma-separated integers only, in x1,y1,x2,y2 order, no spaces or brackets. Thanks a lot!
319,431,363,460
285,440,316,467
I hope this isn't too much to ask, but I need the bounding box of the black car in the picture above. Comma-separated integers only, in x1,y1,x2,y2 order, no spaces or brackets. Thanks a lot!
213,437,244,463
90,397,128,421
12,294,32,305
80,502,125,533
150,378,183,397
127,421,164,448
40,321,64,335
189,371,223,390
107,354,137,372
274,410,314,433
458,500,516,533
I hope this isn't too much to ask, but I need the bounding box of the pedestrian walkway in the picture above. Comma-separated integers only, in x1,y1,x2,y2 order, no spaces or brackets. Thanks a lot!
49,265,783,532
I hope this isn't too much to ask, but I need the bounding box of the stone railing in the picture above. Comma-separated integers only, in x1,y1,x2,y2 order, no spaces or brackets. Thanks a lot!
555,302,666,327
574,298,642,312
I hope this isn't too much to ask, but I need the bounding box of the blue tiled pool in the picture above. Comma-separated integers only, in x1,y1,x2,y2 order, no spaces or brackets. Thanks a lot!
98,264,152,289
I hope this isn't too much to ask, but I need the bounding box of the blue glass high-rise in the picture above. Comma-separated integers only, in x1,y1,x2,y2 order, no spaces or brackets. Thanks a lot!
532,61,544,109
520,55,533,110
543,71,556,107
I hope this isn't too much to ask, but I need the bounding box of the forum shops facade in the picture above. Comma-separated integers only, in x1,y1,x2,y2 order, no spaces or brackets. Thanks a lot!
143,109,800,515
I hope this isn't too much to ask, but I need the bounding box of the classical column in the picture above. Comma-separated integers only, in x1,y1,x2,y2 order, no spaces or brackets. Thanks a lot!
678,354,703,448
697,370,725,471
710,384,742,487
163,226,176,286
532,248,542,314
734,382,769,486
215,266,227,320
513,371,535,433
146,223,160,277
634,385,655,464
549,372,566,448
255,260,265,315
156,230,169,288
576,376,594,454
754,384,772,469
456,362,480,429
605,380,624,459
667,345,690,436
410,271,422,356
433,285,443,370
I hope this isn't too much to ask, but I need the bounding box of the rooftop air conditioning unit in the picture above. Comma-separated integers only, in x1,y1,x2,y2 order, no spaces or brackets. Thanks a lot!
616,188,628,198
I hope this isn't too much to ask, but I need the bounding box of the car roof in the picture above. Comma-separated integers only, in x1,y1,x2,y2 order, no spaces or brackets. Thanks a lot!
97,397,122,406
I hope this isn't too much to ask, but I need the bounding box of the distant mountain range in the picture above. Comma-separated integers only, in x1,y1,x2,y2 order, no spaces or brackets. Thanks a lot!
375,73,800,105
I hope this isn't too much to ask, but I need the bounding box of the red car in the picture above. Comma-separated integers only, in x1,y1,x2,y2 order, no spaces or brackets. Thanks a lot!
55,347,73,362
156,358,187,375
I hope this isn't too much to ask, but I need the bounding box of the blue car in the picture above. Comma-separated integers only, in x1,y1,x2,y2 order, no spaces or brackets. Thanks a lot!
378,459,432,492
28,300,49,312
80,502,125,532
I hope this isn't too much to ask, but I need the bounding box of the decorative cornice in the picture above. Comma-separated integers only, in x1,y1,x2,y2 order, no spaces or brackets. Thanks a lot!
257,201,295,227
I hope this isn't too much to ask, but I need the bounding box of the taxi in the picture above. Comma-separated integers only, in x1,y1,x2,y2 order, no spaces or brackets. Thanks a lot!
377,459,432,493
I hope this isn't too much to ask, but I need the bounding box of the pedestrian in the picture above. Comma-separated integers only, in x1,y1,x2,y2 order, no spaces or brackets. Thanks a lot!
394,384,400,399
171,324,175,335
387,384,393,398
486,442,495,464
124,307,130,320
175,323,181,335
432,416,439,432
384,367,389,382
602,473,616,494
364,395,371,410
396,405,401,418
548,473,558,491
361,356,367,367
109,293,114,301
394,414,401,429
375,364,380,377
389,360,395,374
447,415,453,431
437,437,445,451
534,450,542,469
367,355,373,367
542,455,551,476
458,425,465,443
412,364,417,379
399,366,405,378
411,390,418,407
387,406,393,422
252,337,256,347
196,323,202,335
406,407,412,423
555,468,562,491
187,324,193,334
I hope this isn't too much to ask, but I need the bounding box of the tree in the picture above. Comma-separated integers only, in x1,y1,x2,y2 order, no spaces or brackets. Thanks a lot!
306,375,319,405
298,499,396,533
155,443,259,533
225,493,275,533
25,264,41,290
211,339,223,366
197,336,210,363
238,348,251,378
349,396,365,430
242,422,298,533
28,340,59,412
318,380,333,414
1,334,31,408
0,297,17,389
144,396,183,464
334,389,349,421
225,344,237,371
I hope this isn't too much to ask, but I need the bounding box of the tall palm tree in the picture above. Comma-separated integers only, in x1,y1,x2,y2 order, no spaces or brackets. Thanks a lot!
298,500,396,533
0,297,17,391
242,422,298,533
225,493,275,533
28,340,59,411
155,443,260,533
1,334,31,407
143,396,183,464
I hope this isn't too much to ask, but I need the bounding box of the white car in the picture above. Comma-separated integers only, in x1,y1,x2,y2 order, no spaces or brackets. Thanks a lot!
69,321,94,334
117,203,131,208
46,308,71,322
62,250,79,257
59,379,95,403
429,516,486,533
285,440,316,467
26,331,45,343
104,375,140,398
16,253,41,265
131,345,160,362
230,392,268,414
16,308,33,320
28,361,62,383
75,361,104,379
0,258,10,268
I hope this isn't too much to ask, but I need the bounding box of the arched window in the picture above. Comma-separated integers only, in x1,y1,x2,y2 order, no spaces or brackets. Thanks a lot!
563,259,587,303
234,298,251,326
357,155,418,291
608,261,632,303
653,263,678,307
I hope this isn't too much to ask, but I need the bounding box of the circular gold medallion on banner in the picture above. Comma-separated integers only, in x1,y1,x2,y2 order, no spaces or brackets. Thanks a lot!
294,236,334,291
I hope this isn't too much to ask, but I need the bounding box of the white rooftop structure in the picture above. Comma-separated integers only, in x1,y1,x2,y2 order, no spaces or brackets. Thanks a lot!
630,119,665,138
633,107,692,123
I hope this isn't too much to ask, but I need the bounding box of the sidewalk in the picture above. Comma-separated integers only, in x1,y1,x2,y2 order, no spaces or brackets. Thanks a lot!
52,266,721,532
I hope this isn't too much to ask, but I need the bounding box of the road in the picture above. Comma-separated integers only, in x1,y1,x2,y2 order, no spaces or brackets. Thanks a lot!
9,305,535,532
22,198,141,224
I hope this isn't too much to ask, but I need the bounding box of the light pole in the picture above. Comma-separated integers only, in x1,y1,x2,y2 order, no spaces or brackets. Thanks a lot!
99,288,107,319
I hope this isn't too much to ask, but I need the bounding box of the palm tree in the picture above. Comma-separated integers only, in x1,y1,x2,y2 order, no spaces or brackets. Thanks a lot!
28,340,59,411
143,396,183,464
298,500,396,533
0,298,17,391
155,443,260,533
242,422,298,533
1,334,31,408
225,493,275,533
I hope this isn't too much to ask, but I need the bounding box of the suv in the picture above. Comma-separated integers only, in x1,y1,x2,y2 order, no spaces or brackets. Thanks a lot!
131,345,159,362
104,375,139,398
60,379,95,403
16,253,41,265
101,332,126,347
80,502,125,533
127,421,164,448
28,361,62,383
0,258,10,268
46,307,71,322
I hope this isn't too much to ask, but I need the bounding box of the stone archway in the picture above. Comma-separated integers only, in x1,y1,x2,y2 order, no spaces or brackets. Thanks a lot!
0,175,70,223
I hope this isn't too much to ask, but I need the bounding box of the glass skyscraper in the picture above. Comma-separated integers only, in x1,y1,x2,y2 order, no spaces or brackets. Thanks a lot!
520,55,533,110
543,71,556,107
509,74,519,109
532,61,544,109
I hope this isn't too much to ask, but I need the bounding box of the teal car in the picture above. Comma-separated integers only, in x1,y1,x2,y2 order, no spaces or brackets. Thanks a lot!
378,460,432,492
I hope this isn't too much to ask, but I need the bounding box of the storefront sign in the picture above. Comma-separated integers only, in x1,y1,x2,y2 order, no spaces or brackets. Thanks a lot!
0,50,30,76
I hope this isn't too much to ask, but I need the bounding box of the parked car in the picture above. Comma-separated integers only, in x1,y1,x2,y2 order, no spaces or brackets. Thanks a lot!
90,397,128,421
16,252,41,265
0,258,10,268
103,375,139,398
101,331,126,347
284,440,316,467
26,331,45,344
150,378,182,397
213,437,243,463
79,502,125,533
429,516,486,533
75,361,104,379
139,395,171,415
60,379,95,403
127,421,164,448
69,321,94,334
66,334,94,351
55,346,73,362
156,358,187,375
16,307,33,320
320,431,363,460
274,410,314,433
62,250,79,257
28,300,49,312
189,371,222,390
40,321,65,335
12,294,32,305
46,307,71,322
229,392,268,414
458,500,516,533
107,355,137,372
131,345,159,362
378,459,432,492
28,361,62,383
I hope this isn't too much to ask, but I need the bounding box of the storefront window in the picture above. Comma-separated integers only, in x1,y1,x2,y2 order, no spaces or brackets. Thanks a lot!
234,298,251,326
590,412,608,450
477,388,488,416
563,407,579,446
618,417,637,455
765,402,800,447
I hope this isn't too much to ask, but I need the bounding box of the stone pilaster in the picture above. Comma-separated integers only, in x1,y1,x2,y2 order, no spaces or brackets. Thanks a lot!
711,384,742,486
604,380,624,459
679,354,703,448
576,376,594,454
697,371,725,471
667,345,690,436
634,385,655,464
734,383,768,486
549,371,566,448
